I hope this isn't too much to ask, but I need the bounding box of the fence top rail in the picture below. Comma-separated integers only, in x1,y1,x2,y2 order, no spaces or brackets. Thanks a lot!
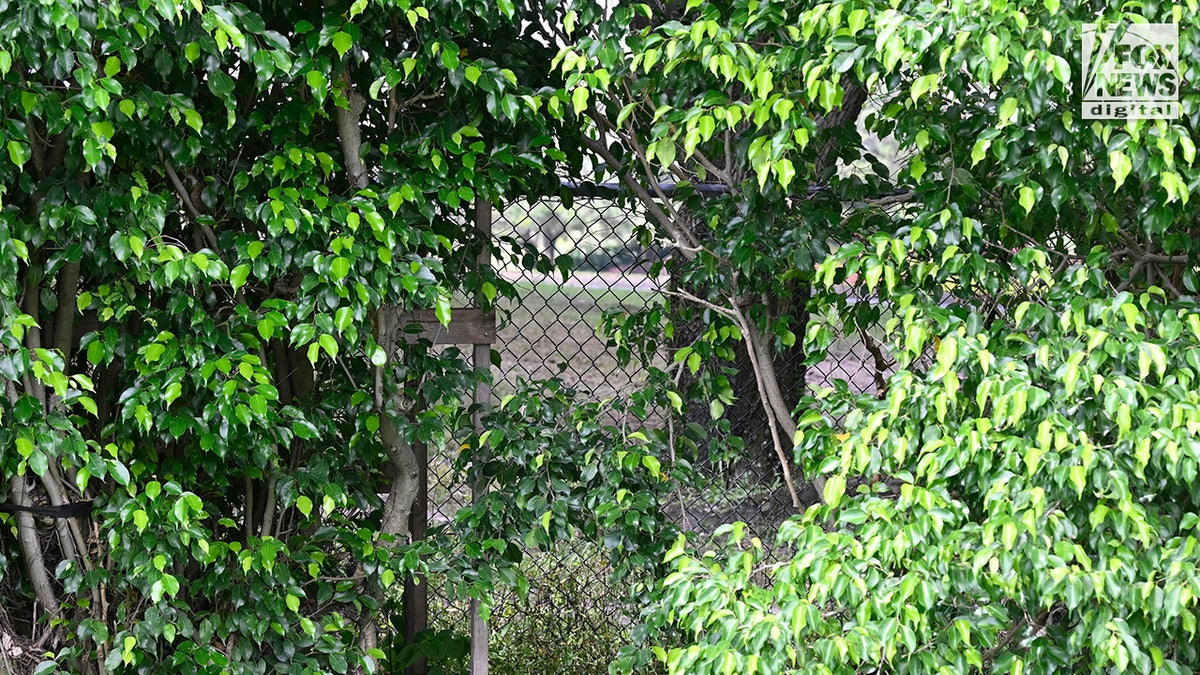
557,179,914,200
559,180,732,197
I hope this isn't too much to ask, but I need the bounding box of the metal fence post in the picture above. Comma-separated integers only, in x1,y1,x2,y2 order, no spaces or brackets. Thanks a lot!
471,198,492,675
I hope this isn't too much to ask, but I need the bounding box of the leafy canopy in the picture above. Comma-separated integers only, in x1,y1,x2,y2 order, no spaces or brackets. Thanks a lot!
0,0,612,672
548,0,1200,673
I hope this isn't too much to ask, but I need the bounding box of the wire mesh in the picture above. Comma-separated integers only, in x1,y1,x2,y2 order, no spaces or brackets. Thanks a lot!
420,196,884,674
491,197,663,401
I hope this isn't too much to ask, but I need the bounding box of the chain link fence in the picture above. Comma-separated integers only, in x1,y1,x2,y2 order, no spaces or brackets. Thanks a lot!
420,195,880,674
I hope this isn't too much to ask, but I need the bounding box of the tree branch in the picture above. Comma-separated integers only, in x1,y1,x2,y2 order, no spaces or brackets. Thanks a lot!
813,78,868,176
662,288,735,317
51,261,81,361
857,325,894,398
21,268,47,406
692,146,738,190
260,469,278,538
337,81,369,192
163,159,219,251
733,308,802,509
7,474,59,620
578,133,702,258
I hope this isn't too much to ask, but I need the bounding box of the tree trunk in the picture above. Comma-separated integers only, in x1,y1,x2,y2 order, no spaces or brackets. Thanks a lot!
358,397,420,655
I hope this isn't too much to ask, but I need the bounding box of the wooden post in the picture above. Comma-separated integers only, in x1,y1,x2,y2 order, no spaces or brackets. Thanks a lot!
470,198,492,675
388,202,496,674
404,418,429,675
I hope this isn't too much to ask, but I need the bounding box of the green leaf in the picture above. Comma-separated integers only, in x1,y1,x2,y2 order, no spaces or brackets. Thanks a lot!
230,264,250,292
334,307,353,332
27,450,48,476
1110,150,1132,190
775,157,796,188
7,141,30,167
135,404,152,432
77,396,98,417
641,455,661,477
971,139,991,166
1160,171,1189,203
936,335,958,374
330,256,351,281
163,382,182,405
183,109,203,133
208,70,235,99
654,140,676,168
991,54,1009,83
709,398,724,419
572,86,589,115
108,460,131,486
1047,55,1070,84
332,31,353,58
910,74,938,103
306,70,328,102
1068,465,1086,496
296,495,313,518
909,154,926,181
847,9,868,34
435,291,452,327
663,534,688,563
1018,185,1036,214
369,343,387,367
982,34,1000,63
318,333,338,359
293,419,319,440
823,474,846,507
998,97,1018,126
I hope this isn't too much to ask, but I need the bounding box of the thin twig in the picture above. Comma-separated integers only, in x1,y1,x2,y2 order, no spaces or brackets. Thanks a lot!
865,192,915,208
163,159,219,251
692,146,738,189
857,325,894,399
662,288,736,317
577,133,703,258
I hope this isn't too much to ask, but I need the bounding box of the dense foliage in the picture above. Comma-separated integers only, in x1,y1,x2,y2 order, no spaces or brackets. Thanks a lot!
0,0,629,672
4,0,1200,673
551,0,1200,673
